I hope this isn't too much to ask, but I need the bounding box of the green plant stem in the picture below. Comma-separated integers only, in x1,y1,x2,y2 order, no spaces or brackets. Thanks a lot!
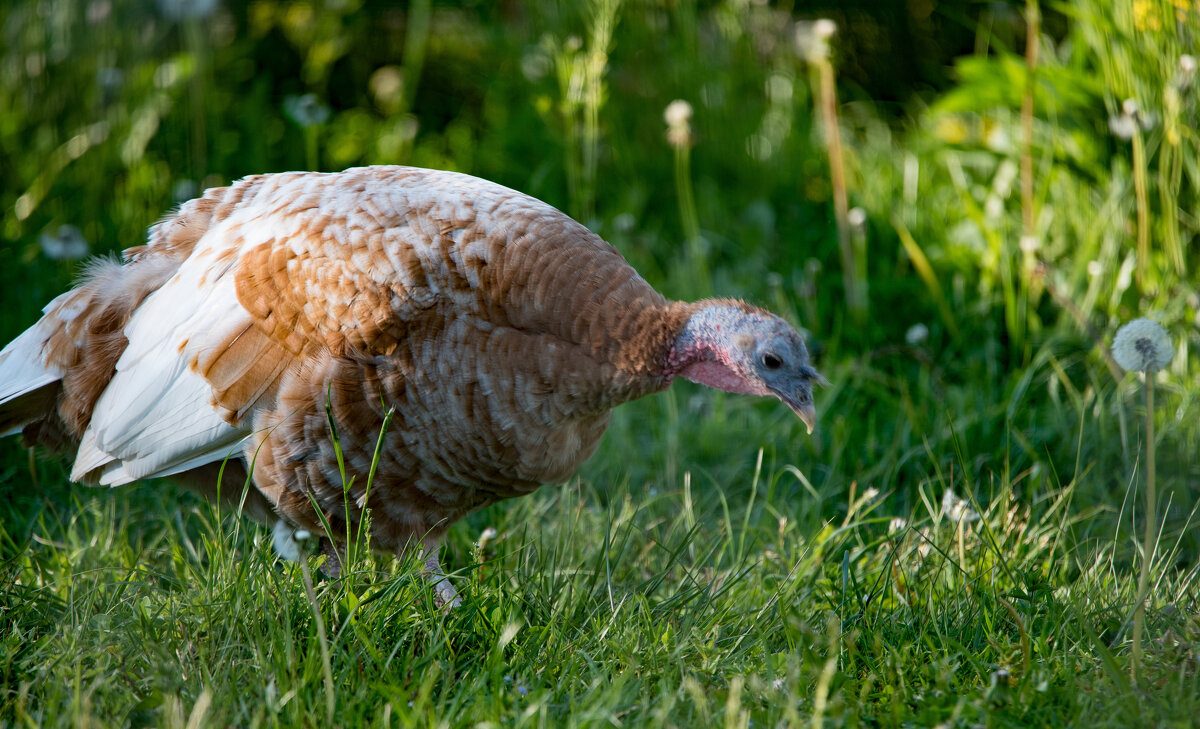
1131,374,1157,680
401,0,431,115
674,143,708,294
815,57,859,320
1020,0,1038,240
299,557,336,724
1132,129,1150,291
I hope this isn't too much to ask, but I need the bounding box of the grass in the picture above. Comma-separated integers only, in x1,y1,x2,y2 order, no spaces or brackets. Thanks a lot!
2,0,1199,726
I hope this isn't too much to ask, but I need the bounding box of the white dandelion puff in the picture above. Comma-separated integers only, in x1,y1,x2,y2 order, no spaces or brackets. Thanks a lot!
847,206,867,234
905,323,929,346
1112,317,1173,373
664,99,694,148
284,93,331,128
40,224,90,261
794,19,837,62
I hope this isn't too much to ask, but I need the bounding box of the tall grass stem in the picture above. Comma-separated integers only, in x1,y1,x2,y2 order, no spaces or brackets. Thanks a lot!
1020,0,1038,241
1131,375,1157,679
1132,129,1150,290
815,58,860,320
299,557,336,723
674,144,708,293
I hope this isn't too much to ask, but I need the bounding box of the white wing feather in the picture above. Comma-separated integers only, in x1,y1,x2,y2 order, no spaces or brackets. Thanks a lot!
71,217,279,485
0,291,78,408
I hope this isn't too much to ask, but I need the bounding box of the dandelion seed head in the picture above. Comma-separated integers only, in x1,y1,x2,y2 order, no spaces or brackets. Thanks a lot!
847,206,867,232
1112,317,1173,373
39,224,89,261
905,323,929,346
793,19,836,62
664,100,692,127
283,93,331,128
664,99,694,147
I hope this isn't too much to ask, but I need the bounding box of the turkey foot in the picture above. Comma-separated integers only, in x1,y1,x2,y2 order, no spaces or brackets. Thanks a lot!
422,539,461,609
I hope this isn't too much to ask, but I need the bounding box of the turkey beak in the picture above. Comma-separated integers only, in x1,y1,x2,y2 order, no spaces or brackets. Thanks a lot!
773,387,817,434
790,400,817,435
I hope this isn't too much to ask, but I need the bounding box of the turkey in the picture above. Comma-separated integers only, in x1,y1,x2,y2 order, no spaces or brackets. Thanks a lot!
0,166,822,605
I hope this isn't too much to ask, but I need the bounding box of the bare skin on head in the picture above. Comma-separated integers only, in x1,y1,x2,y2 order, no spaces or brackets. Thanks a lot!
0,166,821,607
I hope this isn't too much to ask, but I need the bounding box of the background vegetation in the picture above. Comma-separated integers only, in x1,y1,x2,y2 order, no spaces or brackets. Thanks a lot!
1,0,1197,726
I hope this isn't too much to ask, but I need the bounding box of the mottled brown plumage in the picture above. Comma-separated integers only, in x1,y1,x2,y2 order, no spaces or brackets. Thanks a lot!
0,166,821,604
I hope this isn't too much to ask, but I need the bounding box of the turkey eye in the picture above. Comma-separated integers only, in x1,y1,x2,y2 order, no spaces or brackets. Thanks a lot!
762,352,783,370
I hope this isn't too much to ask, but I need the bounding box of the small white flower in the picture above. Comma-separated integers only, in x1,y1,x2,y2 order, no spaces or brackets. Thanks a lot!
1108,112,1138,140
1176,55,1196,90
941,489,979,524
1019,235,1039,253
905,323,929,346
1087,260,1103,277
39,224,89,260
1112,317,1173,373
664,99,694,148
1109,98,1156,140
888,517,907,534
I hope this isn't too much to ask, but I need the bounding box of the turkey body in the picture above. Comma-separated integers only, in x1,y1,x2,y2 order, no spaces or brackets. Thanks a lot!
0,166,820,587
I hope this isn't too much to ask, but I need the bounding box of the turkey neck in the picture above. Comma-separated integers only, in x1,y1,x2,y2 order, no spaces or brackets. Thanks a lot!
593,296,698,406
